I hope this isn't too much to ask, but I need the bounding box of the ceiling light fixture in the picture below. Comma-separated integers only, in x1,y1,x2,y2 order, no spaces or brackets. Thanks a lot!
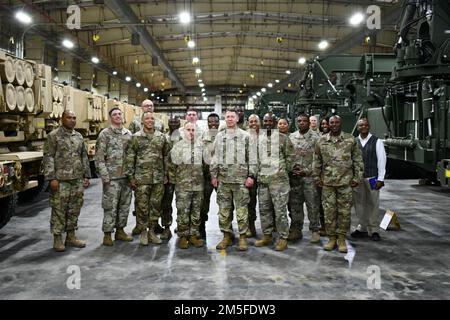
298,57,306,64
187,40,196,48
62,39,74,49
125,76,131,82
349,13,365,26
179,11,191,24
91,56,100,64
318,40,329,50
15,11,32,24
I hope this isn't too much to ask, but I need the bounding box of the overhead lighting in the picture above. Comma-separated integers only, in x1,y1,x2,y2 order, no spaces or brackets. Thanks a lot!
250,73,255,79
203,97,208,101
125,76,131,82
349,12,365,26
62,39,74,49
161,99,165,102
267,83,273,88
198,79,203,83
201,88,205,92
144,88,148,92
195,68,202,74
239,89,243,93
252,95,257,99
15,11,32,24
202,93,206,96
298,57,306,64
285,70,291,75
91,56,100,64
136,82,141,88
261,88,266,93
187,40,196,48
249,97,253,101
112,70,118,75
256,92,261,96
318,40,329,50
179,11,191,24
192,57,200,64
199,83,205,88
150,93,155,97
275,79,280,83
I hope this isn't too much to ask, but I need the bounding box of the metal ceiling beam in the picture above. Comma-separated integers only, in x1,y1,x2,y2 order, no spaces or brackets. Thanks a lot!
104,0,186,92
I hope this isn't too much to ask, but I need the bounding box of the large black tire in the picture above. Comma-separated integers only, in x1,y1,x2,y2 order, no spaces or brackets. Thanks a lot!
0,194,17,230
17,176,48,203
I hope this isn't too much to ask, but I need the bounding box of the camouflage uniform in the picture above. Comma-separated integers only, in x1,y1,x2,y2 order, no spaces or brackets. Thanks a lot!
201,128,218,226
44,127,91,234
125,129,169,230
210,128,256,235
257,131,294,239
95,127,132,233
289,129,321,232
169,137,204,237
128,115,164,134
313,132,363,237
161,130,182,228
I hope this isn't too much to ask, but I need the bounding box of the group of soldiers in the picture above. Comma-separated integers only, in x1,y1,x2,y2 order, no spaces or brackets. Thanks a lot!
44,98,385,254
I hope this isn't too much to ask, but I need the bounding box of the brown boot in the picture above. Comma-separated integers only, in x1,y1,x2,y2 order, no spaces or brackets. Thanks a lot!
216,232,233,250
53,234,65,252
115,228,133,242
274,238,288,251
103,232,113,246
237,234,248,251
65,231,86,248
323,236,337,251
287,229,303,241
337,235,348,253
140,230,148,246
177,236,189,249
246,222,257,238
310,231,321,244
189,235,205,248
254,234,273,247
159,227,172,241
148,228,162,244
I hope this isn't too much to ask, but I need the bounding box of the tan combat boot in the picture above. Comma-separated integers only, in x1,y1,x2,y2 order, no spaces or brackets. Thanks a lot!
177,237,189,249
274,238,288,251
160,227,172,241
337,235,348,253
189,235,205,248
310,231,321,244
216,232,233,250
246,222,257,238
53,234,65,252
65,230,86,248
237,234,248,251
115,228,133,242
254,234,273,247
140,230,148,246
148,228,162,244
323,236,337,251
103,232,113,246
132,225,141,236
287,229,303,241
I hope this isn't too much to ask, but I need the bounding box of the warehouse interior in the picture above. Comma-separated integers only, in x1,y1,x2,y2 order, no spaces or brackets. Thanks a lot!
1,0,450,301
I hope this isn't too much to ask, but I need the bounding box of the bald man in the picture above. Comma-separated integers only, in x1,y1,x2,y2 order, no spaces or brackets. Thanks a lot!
128,99,164,133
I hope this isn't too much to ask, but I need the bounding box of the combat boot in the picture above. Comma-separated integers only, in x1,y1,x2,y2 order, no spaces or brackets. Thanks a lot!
246,222,257,238
274,238,288,251
189,235,205,248
216,232,233,250
337,235,348,253
65,231,86,248
115,228,133,242
323,236,337,251
319,227,327,237
53,234,65,252
103,232,113,246
140,230,148,246
254,234,273,247
287,229,303,241
132,225,141,236
148,228,162,244
177,237,189,249
237,234,248,251
160,227,172,240
310,231,321,244
154,223,164,234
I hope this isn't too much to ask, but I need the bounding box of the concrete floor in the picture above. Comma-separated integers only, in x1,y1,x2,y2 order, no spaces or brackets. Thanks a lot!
0,179,449,300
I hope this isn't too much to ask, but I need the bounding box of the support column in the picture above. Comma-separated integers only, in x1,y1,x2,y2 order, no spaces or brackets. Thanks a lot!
119,83,129,103
79,63,93,92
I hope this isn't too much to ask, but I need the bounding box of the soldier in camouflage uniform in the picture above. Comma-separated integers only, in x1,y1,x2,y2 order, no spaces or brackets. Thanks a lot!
128,99,164,236
126,112,169,246
169,122,205,249
254,113,294,251
200,113,220,239
210,109,256,251
288,114,321,243
160,117,182,241
313,115,363,253
44,110,91,252
245,114,261,238
95,107,133,246
236,106,248,130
